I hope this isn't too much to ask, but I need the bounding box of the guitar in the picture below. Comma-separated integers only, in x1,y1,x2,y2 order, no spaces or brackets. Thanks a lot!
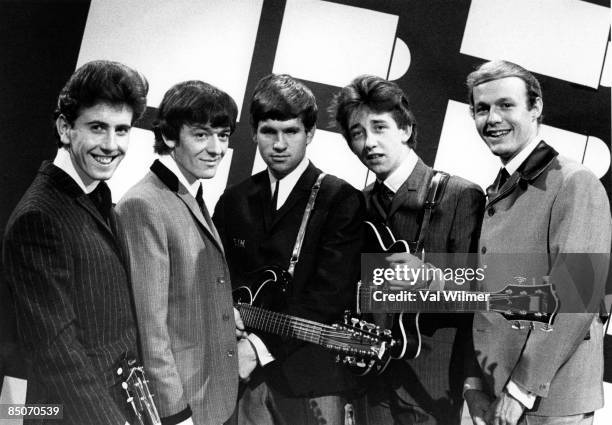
233,266,400,376
360,221,559,360
115,352,162,425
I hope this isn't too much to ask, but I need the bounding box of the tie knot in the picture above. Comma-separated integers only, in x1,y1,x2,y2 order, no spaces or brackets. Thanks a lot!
374,181,394,213
196,183,204,202
499,168,510,189
88,182,112,221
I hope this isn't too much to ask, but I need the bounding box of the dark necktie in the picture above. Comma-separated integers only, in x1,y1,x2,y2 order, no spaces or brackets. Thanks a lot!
374,181,394,214
195,183,214,230
498,168,510,190
271,179,279,212
487,168,511,200
88,181,112,223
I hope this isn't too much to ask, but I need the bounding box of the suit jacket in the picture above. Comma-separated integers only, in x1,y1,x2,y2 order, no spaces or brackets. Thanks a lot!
363,157,485,420
474,141,611,416
213,162,365,397
2,161,137,424
116,160,238,425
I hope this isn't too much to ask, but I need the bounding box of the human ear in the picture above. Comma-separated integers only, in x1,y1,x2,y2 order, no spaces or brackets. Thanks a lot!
55,115,72,146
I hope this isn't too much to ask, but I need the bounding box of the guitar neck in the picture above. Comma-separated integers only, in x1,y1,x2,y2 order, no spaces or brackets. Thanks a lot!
236,304,332,344
359,287,492,313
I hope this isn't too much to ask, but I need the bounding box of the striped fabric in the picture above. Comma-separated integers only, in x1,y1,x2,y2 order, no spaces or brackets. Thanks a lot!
2,161,137,424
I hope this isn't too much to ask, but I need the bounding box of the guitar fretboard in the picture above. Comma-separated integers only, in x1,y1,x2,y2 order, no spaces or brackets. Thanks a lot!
236,303,334,344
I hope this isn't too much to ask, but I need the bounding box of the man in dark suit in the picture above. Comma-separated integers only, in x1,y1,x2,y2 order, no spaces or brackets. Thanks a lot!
2,60,148,424
213,74,364,425
330,75,485,425
117,81,239,425
463,60,611,425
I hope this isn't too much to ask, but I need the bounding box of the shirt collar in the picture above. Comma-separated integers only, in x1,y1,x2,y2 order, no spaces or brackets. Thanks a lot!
158,154,201,197
380,148,418,193
53,148,99,194
504,134,541,175
268,156,309,209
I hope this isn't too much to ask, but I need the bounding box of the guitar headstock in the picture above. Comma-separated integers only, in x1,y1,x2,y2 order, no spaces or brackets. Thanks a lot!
489,283,558,325
323,312,399,376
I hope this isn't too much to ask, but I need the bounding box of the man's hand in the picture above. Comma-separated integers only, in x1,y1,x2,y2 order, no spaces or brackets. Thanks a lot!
385,252,430,290
464,389,491,425
237,338,258,381
484,391,525,425
234,307,248,339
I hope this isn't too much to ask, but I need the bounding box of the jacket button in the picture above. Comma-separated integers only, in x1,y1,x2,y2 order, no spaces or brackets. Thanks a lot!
488,207,495,216
227,349,235,357
222,313,230,321
217,277,225,285
481,247,487,254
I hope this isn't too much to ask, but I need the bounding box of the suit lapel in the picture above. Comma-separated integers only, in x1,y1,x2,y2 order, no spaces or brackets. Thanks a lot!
150,159,225,254
486,141,558,208
40,161,124,257
270,163,318,229
388,158,432,220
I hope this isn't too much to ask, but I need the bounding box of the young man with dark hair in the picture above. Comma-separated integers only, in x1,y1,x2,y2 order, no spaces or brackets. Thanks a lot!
213,74,364,425
116,80,240,425
463,60,611,425
2,60,148,425
330,74,485,425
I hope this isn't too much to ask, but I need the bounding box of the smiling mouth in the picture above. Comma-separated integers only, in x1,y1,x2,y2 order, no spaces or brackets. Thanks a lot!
366,153,384,161
92,154,117,165
485,129,511,138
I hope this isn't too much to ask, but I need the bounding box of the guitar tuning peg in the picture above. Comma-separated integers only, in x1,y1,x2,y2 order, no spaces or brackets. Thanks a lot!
351,318,359,326
541,323,554,332
116,367,123,375
383,329,392,336
359,320,367,329
335,355,341,363
511,321,524,330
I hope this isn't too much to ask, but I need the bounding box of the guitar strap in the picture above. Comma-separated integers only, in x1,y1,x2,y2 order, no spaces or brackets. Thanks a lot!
415,171,449,253
287,172,326,277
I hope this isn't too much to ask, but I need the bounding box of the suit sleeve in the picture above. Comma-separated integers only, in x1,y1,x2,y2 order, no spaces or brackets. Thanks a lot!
2,210,128,425
509,169,611,398
116,197,191,421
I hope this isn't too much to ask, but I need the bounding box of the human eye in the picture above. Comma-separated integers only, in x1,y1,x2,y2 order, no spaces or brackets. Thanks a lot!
350,128,364,140
218,131,230,142
285,127,299,135
90,123,105,133
115,126,131,136
474,105,489,115
373,124,387,132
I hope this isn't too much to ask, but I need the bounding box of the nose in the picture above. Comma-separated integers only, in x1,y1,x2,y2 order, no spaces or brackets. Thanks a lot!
273,133,288,151
486,107,502,124
100,132,119,151
363,131,379,150
206,134,223,156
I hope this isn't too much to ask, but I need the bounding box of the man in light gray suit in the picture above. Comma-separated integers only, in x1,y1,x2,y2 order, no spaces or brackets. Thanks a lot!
463,60,611,425
117,81,240,425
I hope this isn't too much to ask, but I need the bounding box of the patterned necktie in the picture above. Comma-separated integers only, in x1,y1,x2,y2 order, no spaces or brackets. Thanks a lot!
374,181,394,214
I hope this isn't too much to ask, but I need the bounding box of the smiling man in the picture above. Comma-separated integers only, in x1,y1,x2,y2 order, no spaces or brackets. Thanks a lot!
464,60,611,425
116,81,240,425
330,75,484,425
213,74,364,425
2,60,148,424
